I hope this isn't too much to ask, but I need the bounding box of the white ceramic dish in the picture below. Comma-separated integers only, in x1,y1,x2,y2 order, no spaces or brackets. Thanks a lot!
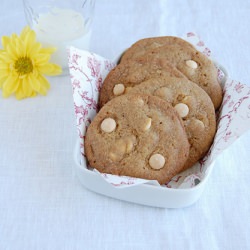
72,51,228,208
74,141,216,208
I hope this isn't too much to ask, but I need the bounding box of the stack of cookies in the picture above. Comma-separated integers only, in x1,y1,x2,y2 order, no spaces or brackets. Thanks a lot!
84,36,223,185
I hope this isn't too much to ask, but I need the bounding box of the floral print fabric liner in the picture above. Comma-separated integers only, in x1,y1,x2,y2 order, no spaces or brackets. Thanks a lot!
68,33,250,189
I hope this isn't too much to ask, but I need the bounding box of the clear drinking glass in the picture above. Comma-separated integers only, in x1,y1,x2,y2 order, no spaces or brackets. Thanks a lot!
23,0,95,74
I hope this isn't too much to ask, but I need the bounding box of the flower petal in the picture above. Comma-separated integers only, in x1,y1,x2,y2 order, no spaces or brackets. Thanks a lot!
22,28,41,56
28,73,41,92
37,74,50,95
1,36,11,50
22,77,33,97
15,80,37,100
6,40,19,60
0,75,8,88
34,53,51,65
14,81,37,100
2,74,19,94
24,28,36,46
0,51,13,63
27,42,41,57
15,82,25,100
40,47,57,54
37,63,62,76
20,26,30,40
14,37,28,58
0,63,9,70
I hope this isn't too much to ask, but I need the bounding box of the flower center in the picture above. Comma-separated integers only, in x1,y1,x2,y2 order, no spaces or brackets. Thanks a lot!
14,56,33,75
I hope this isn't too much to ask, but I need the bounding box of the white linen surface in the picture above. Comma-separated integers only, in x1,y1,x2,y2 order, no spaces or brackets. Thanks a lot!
0,0,250,249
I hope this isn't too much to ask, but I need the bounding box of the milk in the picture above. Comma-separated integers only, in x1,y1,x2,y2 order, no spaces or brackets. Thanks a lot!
33,8,91,71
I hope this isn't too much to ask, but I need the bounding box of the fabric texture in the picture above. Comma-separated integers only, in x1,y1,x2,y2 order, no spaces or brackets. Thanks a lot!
0,0,250,249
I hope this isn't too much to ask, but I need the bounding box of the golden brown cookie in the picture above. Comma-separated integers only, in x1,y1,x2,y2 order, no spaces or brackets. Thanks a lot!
99,57,186,107
85,94,190,185
121,43,223,109
120,36,195,63
128,77,216,170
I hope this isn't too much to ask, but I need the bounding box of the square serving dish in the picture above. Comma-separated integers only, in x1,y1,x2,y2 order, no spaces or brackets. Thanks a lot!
69,34,250,208
74,140,215,208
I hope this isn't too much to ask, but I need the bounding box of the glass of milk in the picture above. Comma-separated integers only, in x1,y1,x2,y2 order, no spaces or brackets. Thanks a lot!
23,0,95,74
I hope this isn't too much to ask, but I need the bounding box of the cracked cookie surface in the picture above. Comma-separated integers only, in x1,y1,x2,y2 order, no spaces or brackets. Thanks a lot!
99,57,186,107
120,36,196,63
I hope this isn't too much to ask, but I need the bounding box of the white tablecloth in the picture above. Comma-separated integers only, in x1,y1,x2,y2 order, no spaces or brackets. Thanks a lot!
1,1,250,249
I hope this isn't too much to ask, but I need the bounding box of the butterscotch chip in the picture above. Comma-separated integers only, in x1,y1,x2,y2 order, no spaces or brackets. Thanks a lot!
128,77,216,170
100,118,116,133
143,117,152,131
85,94,190,185
125,87,132,93
192,119,205,130
125,136,136,153
99,58,186,107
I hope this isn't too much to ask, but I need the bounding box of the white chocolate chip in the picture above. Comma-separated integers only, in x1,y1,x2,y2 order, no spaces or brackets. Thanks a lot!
154,87,173,100
109,136,136,161
186,60,198,69
136,98,144,106
109,152,120,161
125,135,136,153
193,119,205,130
149,154,165,170
126,140,134,153
101,118,116,133
143,117,152,131
174,103,189,118
113,83,125,96
109,141,126,161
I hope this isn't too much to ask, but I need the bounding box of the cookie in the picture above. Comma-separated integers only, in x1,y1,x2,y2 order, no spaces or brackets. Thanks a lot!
120,36,196,63
85,94,190,185
122,42,222,109
99,57,186,107
128,77,216,170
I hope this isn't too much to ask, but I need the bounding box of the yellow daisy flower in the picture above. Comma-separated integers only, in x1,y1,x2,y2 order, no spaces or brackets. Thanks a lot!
0,26,62,100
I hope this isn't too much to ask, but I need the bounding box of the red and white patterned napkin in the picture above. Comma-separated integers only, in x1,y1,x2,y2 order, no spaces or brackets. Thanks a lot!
68,33,250,188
